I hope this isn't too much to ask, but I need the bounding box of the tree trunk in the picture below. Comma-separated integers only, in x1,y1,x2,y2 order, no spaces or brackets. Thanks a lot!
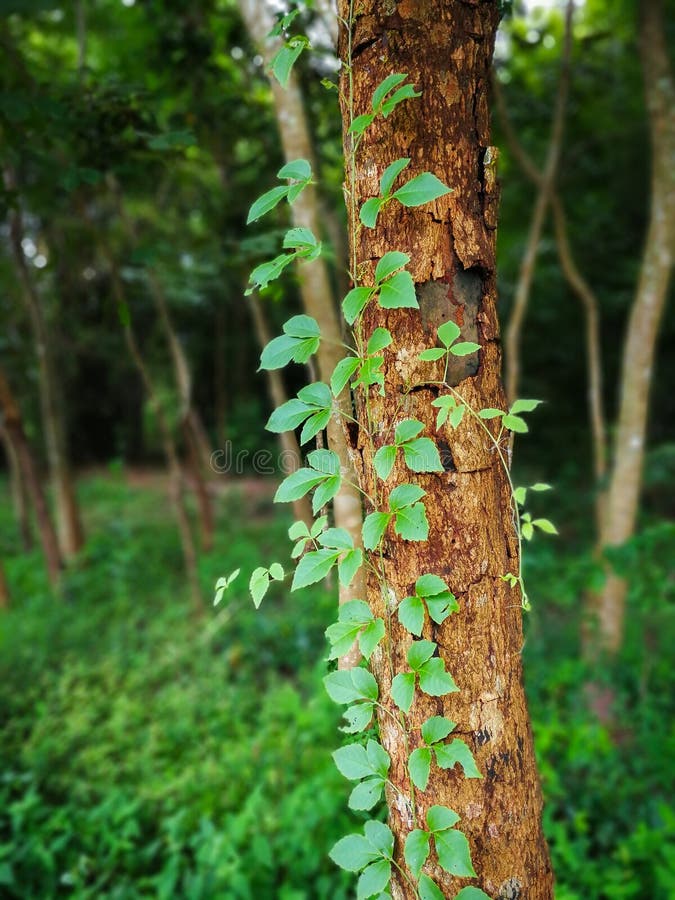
337,2,553,896
586,0,674,655
239,0,365,667
248,295,313,529
0,559,9,609
4,168,85,560
0,365,62,586
1,421,33,550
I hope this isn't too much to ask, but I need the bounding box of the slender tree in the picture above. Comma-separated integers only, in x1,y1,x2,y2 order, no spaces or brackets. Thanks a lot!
336,2,553,895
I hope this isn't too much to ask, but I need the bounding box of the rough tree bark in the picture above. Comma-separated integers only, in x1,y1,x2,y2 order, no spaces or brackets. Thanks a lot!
248,294,313,528
4,168,84,560
239,0,365,667
337,2,553,896
0,365,62,586
587,0,674,655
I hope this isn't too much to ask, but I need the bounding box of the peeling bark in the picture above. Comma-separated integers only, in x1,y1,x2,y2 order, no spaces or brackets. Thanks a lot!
337,2,553,895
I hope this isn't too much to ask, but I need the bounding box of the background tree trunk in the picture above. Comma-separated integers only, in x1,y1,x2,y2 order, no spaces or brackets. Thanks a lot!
586,0,674,655
1,421,33,550
338,2,553,896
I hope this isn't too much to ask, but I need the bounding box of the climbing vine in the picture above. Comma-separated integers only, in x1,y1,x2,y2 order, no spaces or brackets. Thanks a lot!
218,5,555,898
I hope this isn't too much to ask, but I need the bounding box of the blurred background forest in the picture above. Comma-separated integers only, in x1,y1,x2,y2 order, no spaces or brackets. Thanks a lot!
0,0,673,897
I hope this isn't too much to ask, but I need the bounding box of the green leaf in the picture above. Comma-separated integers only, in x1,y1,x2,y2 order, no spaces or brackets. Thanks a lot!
391,672,415,713
404,829,430,879
531,482,552,492
380,159,411,197
248,253,296,292
300,409,331,444
375,251,409,282
367,739,391,778
326,621,364,660
333,744,371,780
351,667,379,701
378,270,418,309
362,512,391,550
249,567,270,608
364,820,394,857
402,437,443,473
312,475,341,514
435,739,482,778
291,549,340,590
533,518,558,534
510,398,542,415
270,39,306,88
437,320,461,346
343,286,374,324
373,445,397,481
388,484,425,510
329,834,378,872
418,874,445,900
324,668,378,705
478,408,504,419
421,716,456,746
307,448,340,474
419,348,446,361
269,563,284,581
449,341,481,356
418,658,458,696
339,549,364,587
331,357,361,396
393,172,452,208
359,619,385,659
502,414,528,433
360,197,385,229
349,777,385,811
260,335,300,370
454,889,492,900
278,158,312,181
339,599,373,623
267,398,311,433
522,521,534,541
274,468,326,503
381,84,420,116
425,593,459,625
341,703,374,733
408,639,436,670
247,184,289,224
408,747,432,790
415,574,448,597
426,805,460,833
282,226,317,251
372,73,407,110
367,328,392,354
435,828,476,877
398,595,425,636
395,419,424,443
449,404,465,428
357,859,391,899
394,503,429,541
349,112,375,135
319,527,354,550
514,486,527,506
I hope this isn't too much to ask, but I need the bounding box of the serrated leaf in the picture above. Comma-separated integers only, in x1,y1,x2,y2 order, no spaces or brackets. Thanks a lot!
359,618,385,659
267,398,311,433
419,347,446,361
402,437,443,473
391,671,415,713
393,172,452,208
291,549,340,590
394,503,429,541
372,73,407,110
246,184,289,224
375,251,409,282
329,834,378,872
373,445,397,481
349,777,385,811
351,667,379,701
284,315,321,338
367,327,392,354
364,820,394,857
435,739,482,778
362,512,392,550
379,159,411,196
404,829,430,879
408,639,436,670
421,716,456,745
331,357,361,396
260,335,314,370
324,671,362,705
283,226,318,251
395,419,424,443
388,484,425,510
357,859,391,899
300,409,331,444
339,599,373,623
326,620,364,660
319,527,354,550
343,286,374,324
398,595,425,636
449,404,465,428
274,468,326,503
339,549,364,587
378,270,418,309
510,398,542,414
360,197,385,229
418,874,445,900
435,828,476,877
249,253,296,292
426,805,460,833
269,563,284,581
366,739,391,778
502,414,528,433
312,475,341,514
425,593,459,625
408,747,432,790
449,341,481,356
341,703,374,733
418,658,458,696
333,744,371,780
249,567,270,608
415,574,448,597
437,320,461,346
277,158,311,181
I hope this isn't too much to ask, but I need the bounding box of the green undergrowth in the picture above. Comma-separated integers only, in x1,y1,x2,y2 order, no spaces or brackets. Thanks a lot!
0,475,673,898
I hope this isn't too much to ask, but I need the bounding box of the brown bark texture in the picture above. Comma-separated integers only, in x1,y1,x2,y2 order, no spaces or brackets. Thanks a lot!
0,365,62,585
239,0,365,668
5,168,85,560
587,0,674,655
337,2,553,897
